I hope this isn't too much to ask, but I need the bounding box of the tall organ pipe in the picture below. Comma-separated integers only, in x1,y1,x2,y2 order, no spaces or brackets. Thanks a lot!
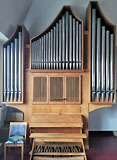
31,42,34,69
7,45,11,102
43,35,46,69
3,47,7,101
106,30,110,102
11,43,14,101
62,15,65,69
39,38,42,69
101,26,106,102
34,41,37,69
73,18,76,69
41,37,44,69
53,27,56,69
69,15,72,69
110,34,114,102
59,19,62,69
33,41,36,69
51,29,53,69
91,9,96,101
35,40,37,69
36,39,39,69
96,18,101,102
76,21,79,69
65,11,69,69
48,32,51,69
46,33,48,69
18,32,22,101
14,38,18,101
56,23,59,69
38,39,40,69
79,24,82,69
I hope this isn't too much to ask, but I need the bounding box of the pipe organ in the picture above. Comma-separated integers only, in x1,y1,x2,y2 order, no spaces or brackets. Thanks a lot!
3,25,29,103
31,7,83,70
90,2,116,103
2,2,116,160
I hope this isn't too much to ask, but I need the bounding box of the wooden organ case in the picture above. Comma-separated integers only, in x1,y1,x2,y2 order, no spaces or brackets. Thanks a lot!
2,2,116,160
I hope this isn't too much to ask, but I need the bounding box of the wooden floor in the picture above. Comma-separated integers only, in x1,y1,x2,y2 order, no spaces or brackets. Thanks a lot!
0,132,117,160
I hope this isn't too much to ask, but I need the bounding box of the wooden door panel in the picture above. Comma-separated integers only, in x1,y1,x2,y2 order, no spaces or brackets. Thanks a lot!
33,77,48,104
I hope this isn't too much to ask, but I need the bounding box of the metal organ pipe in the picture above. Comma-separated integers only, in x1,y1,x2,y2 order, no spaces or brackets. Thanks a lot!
76,21,79,70
73,18,76,69
65,11,69,69
18,32,22,101
43,35,46,69
35,40,37,69
56,23,59,69
3,29,23,102
59,19,62,69
106,30,110,102
46,33,48,69
33,41,35,69
110,34,114,102
34,41,36,69
91,9,96,101
11,43,14,101
91,7,115,103
53,27,56,69
3,47,7,102
39,38,42,69
48,32,51,69
69,14,72,70
79,24,82,69
41,37,44,69
62,15,65,69
96,18,101,102
51,29,53,69
14,38,18,101
7,45,11,102
101,26,106,102
37,39,39,69
31,10,83,71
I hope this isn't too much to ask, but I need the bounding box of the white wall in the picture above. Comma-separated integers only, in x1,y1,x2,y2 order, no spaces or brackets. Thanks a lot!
0,44,2,105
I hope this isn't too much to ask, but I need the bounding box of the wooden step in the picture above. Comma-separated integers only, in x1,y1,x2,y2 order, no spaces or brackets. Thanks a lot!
30,133,87,139
33,156,85,160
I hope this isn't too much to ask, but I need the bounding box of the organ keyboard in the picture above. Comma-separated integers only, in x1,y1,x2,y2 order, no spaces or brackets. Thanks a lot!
29,114,87,160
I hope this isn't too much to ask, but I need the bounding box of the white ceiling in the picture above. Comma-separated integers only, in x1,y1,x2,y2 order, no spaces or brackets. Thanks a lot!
0,0,33,38
1,0,117,41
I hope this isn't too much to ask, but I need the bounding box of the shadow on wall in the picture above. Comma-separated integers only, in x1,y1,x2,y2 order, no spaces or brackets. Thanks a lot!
6,107,24,122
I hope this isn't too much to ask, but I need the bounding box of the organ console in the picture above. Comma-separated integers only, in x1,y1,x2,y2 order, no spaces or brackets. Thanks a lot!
1,2,116,160
29,113,87,160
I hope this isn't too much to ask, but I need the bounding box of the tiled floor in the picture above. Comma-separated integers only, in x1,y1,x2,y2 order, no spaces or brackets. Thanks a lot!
0,132,117,160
